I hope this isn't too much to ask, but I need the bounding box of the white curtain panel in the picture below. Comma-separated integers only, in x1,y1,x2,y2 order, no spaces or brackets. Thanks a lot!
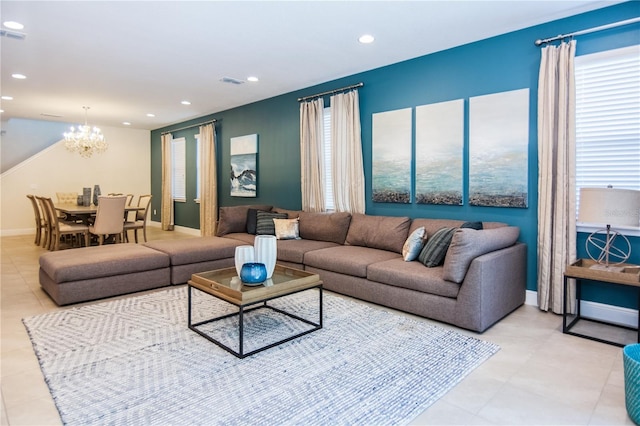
161,133,175,231
331,90,366,214
199,123,217,236
299,98,326,212
537,40,577,314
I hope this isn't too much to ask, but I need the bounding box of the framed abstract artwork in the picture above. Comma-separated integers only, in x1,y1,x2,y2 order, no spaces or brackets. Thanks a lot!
230,134,258,197
469,89,529,208
372,108,412,203
415,99,464,205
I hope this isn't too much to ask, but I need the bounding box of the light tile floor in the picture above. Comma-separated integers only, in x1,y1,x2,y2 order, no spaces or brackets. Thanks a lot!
1,227,635,425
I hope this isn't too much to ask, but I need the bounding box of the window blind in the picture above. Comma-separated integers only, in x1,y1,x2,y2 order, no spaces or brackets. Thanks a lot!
575,45,640,202
323,107,335,211
171,137,186,202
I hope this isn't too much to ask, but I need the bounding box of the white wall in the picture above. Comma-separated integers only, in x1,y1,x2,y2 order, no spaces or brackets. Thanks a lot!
0,125,151,235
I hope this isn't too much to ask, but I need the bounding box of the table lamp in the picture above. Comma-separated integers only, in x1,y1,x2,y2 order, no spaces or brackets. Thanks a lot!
578,186,640,271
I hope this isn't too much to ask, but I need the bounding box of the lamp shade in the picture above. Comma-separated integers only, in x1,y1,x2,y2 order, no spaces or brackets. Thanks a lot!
578,187,640,227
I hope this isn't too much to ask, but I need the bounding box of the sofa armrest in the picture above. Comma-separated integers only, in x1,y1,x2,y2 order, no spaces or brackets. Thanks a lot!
454,242,527,332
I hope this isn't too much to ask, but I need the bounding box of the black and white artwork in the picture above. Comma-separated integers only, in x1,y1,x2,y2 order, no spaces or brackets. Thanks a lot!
230,134,257,197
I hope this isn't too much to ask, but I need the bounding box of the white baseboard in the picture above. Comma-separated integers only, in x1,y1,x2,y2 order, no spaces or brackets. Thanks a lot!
525,290,638,328
147,220,201,236
0,227,34,237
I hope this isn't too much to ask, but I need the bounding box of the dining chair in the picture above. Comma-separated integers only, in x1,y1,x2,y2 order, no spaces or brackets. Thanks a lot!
123,194,152,243
90,196,127,245
123,194,135,221
40,197,90,250
27,194,46,246
55,192,78,204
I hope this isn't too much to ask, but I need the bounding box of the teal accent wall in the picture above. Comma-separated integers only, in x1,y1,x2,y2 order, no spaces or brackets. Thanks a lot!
150,2,640,307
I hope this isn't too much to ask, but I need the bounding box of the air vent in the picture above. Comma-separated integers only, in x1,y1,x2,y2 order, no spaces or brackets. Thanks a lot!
220,77,245,85
41,113,63,118
0,29,27,40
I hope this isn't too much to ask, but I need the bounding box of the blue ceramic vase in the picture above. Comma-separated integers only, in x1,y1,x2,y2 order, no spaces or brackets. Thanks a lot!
240,262,267,284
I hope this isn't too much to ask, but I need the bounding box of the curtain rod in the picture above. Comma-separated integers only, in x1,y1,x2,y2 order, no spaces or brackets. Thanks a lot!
297,82,364,102
161,119,216,135
535,16,640,46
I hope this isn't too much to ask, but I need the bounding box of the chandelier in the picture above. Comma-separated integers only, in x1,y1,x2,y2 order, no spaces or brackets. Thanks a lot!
64,106,108,158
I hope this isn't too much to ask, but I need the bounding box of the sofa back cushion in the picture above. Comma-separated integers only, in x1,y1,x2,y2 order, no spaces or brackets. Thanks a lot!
443,226,520,283
272,207,302,219
216,205,272,236
346,213,411,254
409,218,507,239
298,212,352,244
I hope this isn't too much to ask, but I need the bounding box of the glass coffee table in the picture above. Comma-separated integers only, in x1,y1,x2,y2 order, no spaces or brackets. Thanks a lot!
188,265,323,358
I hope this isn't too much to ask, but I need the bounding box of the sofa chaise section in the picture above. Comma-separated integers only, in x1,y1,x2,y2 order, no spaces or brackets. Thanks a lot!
39,244,171,305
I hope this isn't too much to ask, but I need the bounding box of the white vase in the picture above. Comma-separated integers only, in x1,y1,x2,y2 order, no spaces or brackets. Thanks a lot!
254,235,277,279
234,245,255,277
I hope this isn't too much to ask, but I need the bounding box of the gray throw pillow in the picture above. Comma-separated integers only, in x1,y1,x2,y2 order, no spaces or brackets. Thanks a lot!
418,227,456,267
255,211,288,235
443,226,520,283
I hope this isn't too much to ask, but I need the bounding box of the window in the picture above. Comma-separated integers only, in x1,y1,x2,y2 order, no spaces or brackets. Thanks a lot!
171,137,186,202
323,107,335,211
575,45,640,231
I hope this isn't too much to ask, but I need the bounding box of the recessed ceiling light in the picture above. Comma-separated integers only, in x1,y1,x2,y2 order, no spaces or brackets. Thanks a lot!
1,96,13,100
3,21,24,30
181,100,191,105
146,113,155,117
11,73,26,79
0,109,4,114
247,76,259,82
122,121,131,126
358,34,375,44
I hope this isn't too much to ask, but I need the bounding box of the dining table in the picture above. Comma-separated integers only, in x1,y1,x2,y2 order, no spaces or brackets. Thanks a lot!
55,203,144,224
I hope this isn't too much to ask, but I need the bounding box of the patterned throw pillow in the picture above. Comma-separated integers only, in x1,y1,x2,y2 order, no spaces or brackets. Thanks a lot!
246,208,270,234
402,226,426,261
274,218,301,240
418,227,456,267
255,211,288,235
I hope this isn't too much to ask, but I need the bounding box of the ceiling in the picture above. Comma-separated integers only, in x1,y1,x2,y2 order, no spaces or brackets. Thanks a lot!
0,1,625,131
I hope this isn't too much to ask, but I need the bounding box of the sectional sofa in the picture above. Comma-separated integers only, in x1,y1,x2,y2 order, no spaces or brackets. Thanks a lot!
38,204,526,332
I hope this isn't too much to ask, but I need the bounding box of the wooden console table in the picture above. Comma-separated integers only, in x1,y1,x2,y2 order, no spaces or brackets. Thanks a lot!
563,259,640,347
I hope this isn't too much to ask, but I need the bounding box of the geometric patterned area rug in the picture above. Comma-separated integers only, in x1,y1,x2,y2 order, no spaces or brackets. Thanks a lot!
23,286,499,425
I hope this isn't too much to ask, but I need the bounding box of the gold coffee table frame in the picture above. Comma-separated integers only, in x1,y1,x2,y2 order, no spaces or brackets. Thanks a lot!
188,265,323,358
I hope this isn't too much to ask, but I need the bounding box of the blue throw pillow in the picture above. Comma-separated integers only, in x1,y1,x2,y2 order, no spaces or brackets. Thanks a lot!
402,227,426,261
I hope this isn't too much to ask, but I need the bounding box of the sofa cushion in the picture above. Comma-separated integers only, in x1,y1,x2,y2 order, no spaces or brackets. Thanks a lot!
402,226,426,261
272,207,302,218
144,236,243,266
304,245,400,278
276,239,340,264
443,226,520,283
409,219,506,239
39,244,170,284
273,218,300,240
346,213,411,254
298,211,352,244
418,227,456,267
216,205,272,236
367,258,460,298
256,211,288,235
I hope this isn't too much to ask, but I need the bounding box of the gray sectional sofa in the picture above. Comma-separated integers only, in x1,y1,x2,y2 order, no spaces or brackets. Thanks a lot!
38,204,526,332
